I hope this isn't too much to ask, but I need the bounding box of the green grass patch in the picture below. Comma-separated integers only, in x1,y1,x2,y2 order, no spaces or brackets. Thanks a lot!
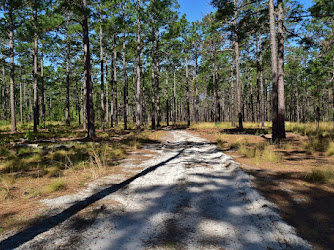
305,168,334,183
43,179,67,193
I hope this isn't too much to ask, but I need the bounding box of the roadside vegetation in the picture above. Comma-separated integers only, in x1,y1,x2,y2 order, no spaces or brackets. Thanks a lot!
0,121,166,236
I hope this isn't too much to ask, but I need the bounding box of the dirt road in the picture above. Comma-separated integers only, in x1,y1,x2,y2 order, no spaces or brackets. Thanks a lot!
2,130,310,249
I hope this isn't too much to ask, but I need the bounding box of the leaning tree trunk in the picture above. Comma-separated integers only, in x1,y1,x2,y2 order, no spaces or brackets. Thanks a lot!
277,0,286,139
136,0,141,131
9,8,16,132
269,0,279,142
82,0,96,139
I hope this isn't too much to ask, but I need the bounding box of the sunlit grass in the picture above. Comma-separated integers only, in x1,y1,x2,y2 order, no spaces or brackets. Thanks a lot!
305,168,334,183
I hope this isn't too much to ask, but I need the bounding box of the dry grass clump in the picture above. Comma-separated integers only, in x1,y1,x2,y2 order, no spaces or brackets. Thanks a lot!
286,122,334,137
303,138,330,155
229,139,281,164
0,174,16,199
305,168,334,183
327,142,334,156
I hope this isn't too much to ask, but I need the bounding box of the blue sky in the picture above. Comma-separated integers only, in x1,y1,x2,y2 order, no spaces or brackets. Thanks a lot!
178,0,215,22
177,0,315,22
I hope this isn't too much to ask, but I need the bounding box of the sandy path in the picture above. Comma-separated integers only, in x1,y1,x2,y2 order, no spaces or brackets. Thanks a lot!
4,130,310,249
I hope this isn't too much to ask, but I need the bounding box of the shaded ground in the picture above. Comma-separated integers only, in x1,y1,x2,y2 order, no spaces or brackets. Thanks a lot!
190,128,334,250
1,130,309,249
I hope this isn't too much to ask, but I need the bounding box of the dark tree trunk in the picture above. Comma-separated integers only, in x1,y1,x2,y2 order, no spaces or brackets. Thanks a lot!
277,0,286,138
82,0,96,139
136,0,141,131
65,36,71,126
100,5,105,131
33,0,39,133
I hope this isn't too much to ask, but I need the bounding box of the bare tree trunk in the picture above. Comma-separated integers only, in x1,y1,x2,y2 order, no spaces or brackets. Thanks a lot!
259,35,265,127
105,59,109,125
100,4,105,131
156,31,161,127
82,0,96,139
113,49,117,128
277,0,286,138
122,1,128,130
234,0,242,128
82,76,87,130
186,56,190,126
230,50,235,127
173,70,176,125
151,28,156,129
20,66,23,124
41,44,46,128
136,0,141,131
269,0,279,142
33,0,39,132
9,8,16,132
76,78,81,125
65,35,71,126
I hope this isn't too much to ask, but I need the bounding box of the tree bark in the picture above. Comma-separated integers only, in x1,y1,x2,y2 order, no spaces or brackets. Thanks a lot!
65,33,71,126
151,27,156,129
82,0,96,139
277,0,286,138
234,0,242,128
9,8,16,132
33,0,39,133
100,3,105,131
186,56,190,126
173,70,176,125
269,0,279,142
136,0,141,131
122,1,128,130
41,44,46,128
155,31,161,127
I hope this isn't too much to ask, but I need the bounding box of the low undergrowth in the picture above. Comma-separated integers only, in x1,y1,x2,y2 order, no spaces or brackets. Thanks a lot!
305,168,334,183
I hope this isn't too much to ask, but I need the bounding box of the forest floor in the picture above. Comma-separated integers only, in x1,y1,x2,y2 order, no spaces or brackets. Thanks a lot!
1,129,311,249
0,123,333,249
188,123,334,250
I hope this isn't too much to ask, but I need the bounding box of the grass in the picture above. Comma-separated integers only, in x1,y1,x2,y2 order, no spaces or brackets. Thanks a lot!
305,168,334,183
285,122,334,137
42,179,67,193
0,174,16,199
327,142,334,156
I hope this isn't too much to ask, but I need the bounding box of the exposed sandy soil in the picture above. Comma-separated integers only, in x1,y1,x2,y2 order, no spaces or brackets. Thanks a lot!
189,128,334,250
0,130,309,249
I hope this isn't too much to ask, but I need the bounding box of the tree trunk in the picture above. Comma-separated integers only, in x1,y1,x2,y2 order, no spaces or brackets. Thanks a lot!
82,0,96,139
65,35,71,126
122,1,128,130
277,0,286,138
173,70,176,125
186,56,190,126
33,0,39,133
234,0,242,128
156,31,161,127
136,0,141,131
100,4,105,131
20,66,23,124
151,28,156,129
41,44,46,128
259,35,265,127
269,0,279,142
230,49,235,127
9,8,16,132
113,49,117,128
105,59,109,125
